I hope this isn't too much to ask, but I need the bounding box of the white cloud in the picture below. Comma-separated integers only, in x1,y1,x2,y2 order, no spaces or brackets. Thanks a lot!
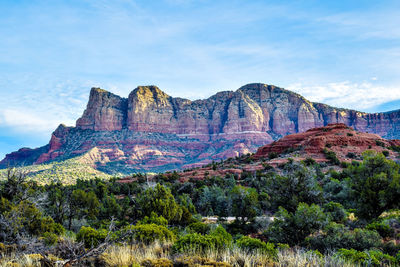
0,109,61,133
287,81,400,112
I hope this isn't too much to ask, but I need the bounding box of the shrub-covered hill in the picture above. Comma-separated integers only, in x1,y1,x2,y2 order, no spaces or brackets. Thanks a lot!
1,123,400,266
0,154,112,184
1,149,400,266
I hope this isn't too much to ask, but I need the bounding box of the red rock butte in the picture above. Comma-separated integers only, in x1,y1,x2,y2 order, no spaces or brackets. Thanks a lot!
255,123,400,161
1,83,400,174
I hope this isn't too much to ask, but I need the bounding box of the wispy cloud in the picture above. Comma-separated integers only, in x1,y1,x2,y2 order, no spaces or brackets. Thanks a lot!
0,0,400,158
287,81,400,112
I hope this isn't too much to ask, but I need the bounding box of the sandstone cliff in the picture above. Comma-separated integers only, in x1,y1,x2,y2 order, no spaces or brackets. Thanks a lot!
1,83,399,174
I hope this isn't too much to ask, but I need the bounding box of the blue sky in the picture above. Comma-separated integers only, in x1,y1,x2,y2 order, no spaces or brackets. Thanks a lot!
1,0,400,159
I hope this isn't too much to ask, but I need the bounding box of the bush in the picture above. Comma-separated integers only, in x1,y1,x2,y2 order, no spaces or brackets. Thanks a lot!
375,140,385,147
335,248,396,266
382,150,390,157
302,157,316,166
307,223,381,252
265,167,323,212
346,152,356,159
366,221,394,238
138,212,168,227
268,152,278,159
138,184,180,222
76,226,108,248
323,202,347,223
265,203,327,246
340,161,350,168
349,152,400,219
173,233,225,252
129,223,175,244
173,226,232,252
42,232,58,246
323,149,340,165
40,217,65,235
235,236,277,259
187,222,210,235
211,225,232,244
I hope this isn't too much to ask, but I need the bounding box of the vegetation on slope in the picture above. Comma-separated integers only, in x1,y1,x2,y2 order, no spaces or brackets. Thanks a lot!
0,151,400,266
0,157,112,184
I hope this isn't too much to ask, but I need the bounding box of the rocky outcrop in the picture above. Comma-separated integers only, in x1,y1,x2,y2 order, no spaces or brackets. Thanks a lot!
75,84,400,141
255,123,400,161
76,88,127,131
1,83,400,174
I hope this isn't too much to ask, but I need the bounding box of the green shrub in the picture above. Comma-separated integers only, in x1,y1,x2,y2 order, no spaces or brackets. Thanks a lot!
138,184,180,222
268,152,278,159
302,157,316,166
335,248,396,266
76,226,108,248
236,236,277,259
42,232,58,246
173,227,232,253
375,140,385,147
340,161,350,168
39,217,65,235
366,221,393,238
211,225,232,244
323,149,340,165
187,222,210,235
346,152,356,159
307,223,381,252
323,202,347,223
265,203,327,246
129,223,176,244
349,152,400,220
139,212,168,227
52,223,65,235
389,145,400,152
347,133,353,137
173,233,224,252
382,150,390,157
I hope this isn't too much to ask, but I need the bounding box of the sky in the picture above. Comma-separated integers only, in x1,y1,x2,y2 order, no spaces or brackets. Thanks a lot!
0,0,400,159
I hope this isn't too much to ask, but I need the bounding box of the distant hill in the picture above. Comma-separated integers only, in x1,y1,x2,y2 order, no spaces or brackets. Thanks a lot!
1,83,400,177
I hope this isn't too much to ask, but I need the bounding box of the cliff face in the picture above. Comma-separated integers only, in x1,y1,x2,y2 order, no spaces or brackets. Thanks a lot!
1,83,399,173
76,88,128,131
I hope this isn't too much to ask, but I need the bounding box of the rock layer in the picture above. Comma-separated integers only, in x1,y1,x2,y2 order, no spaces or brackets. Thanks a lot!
1,83,400,173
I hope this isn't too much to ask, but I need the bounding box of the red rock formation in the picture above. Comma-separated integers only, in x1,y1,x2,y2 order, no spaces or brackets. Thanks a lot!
255,123,400,161
2,83,400,174
76,88,127,131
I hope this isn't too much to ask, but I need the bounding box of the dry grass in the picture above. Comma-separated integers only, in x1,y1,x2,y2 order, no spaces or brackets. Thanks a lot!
276,249,356,267
100,242,171,267
99,243,359,267
0,243,361,267
0,254,42,267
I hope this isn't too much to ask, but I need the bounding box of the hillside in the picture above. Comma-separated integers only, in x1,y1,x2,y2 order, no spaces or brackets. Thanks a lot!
1,83,400,176
1,123,400,266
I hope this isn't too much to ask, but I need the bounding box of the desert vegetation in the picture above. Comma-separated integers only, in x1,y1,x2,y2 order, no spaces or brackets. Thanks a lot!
0,151,399,266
